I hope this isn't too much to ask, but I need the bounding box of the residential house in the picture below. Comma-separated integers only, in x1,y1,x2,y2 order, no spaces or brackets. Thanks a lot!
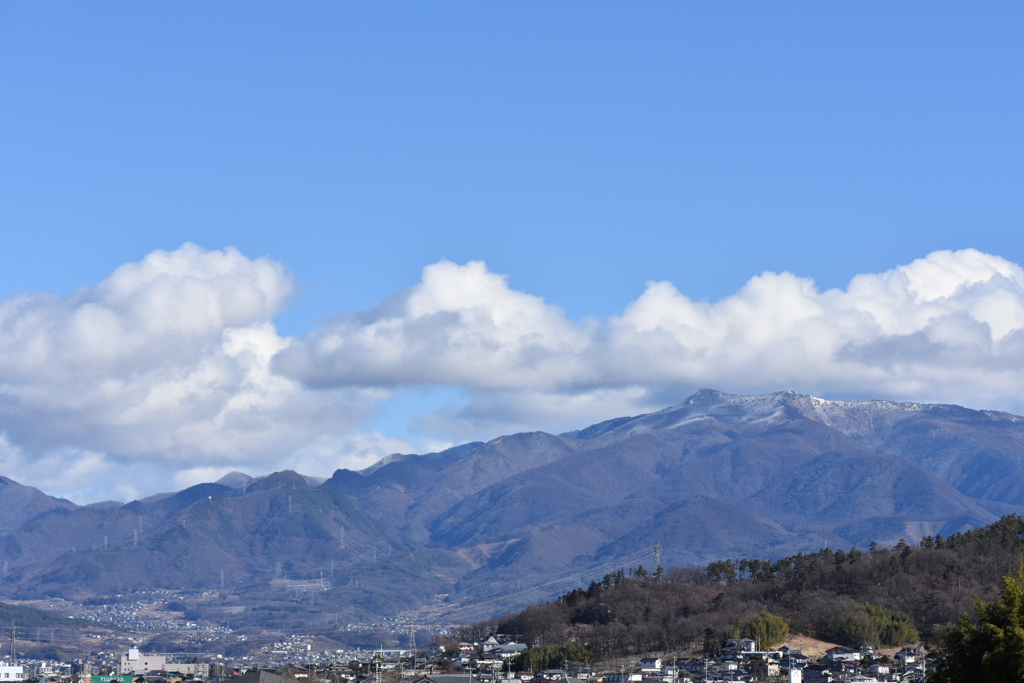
471,656,503,672
638,659,661,674
495,643,527,659
800,665,834,683
724,639,756,654
866,663,890,676
749,657,780,680
601,674,641,683
823,647,861,663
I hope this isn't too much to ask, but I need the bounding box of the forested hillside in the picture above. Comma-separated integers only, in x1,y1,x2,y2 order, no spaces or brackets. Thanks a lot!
462,516,1024,659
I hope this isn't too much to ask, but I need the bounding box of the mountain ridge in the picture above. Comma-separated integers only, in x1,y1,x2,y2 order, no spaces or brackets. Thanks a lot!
2,388,1024,623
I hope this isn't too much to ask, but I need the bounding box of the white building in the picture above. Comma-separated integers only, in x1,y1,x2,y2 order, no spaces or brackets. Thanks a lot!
0,664,23,681
638,659,662,673
120,648,167,674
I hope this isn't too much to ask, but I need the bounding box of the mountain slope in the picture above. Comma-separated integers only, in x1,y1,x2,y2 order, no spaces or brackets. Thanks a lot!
2,389,1023,622
0,476,77,533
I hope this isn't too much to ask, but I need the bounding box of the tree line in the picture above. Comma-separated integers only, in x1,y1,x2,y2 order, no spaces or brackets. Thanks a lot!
455,515,1024,660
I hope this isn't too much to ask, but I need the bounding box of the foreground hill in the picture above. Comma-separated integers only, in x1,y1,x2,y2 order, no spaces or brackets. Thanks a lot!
2,389,1024,624
476,515,1024,657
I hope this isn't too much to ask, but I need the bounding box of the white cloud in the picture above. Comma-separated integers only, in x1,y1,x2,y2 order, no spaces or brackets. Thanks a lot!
279,248,1024,432
275,260,591,390
0,244,388,502
5,245,1024,503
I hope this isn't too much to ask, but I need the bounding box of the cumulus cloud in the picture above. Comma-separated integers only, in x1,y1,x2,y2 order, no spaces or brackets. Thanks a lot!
5,245,1024,502
278,248,1024,433
275,260,591,390
0,244,394,502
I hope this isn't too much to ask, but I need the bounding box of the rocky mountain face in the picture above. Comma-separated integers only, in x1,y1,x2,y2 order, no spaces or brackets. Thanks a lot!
1,389,1022,620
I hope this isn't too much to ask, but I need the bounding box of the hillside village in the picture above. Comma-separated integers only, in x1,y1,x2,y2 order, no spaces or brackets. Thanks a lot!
407,634,931,682
0,632,931,683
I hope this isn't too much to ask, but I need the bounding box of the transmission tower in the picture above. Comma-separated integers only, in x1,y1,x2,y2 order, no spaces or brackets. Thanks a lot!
653,541,662,569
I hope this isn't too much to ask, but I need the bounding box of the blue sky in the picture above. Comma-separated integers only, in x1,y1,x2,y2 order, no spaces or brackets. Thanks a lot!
2,3,1024,501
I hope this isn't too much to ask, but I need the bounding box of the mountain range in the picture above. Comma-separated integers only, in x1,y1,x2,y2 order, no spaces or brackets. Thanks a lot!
2,389,1023,623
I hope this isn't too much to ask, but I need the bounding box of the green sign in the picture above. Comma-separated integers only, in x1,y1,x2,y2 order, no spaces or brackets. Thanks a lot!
92,675,134,683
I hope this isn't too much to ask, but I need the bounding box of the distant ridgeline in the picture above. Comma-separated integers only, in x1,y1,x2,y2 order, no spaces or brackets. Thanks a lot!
6,388,1024,629
459,515,1024,660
